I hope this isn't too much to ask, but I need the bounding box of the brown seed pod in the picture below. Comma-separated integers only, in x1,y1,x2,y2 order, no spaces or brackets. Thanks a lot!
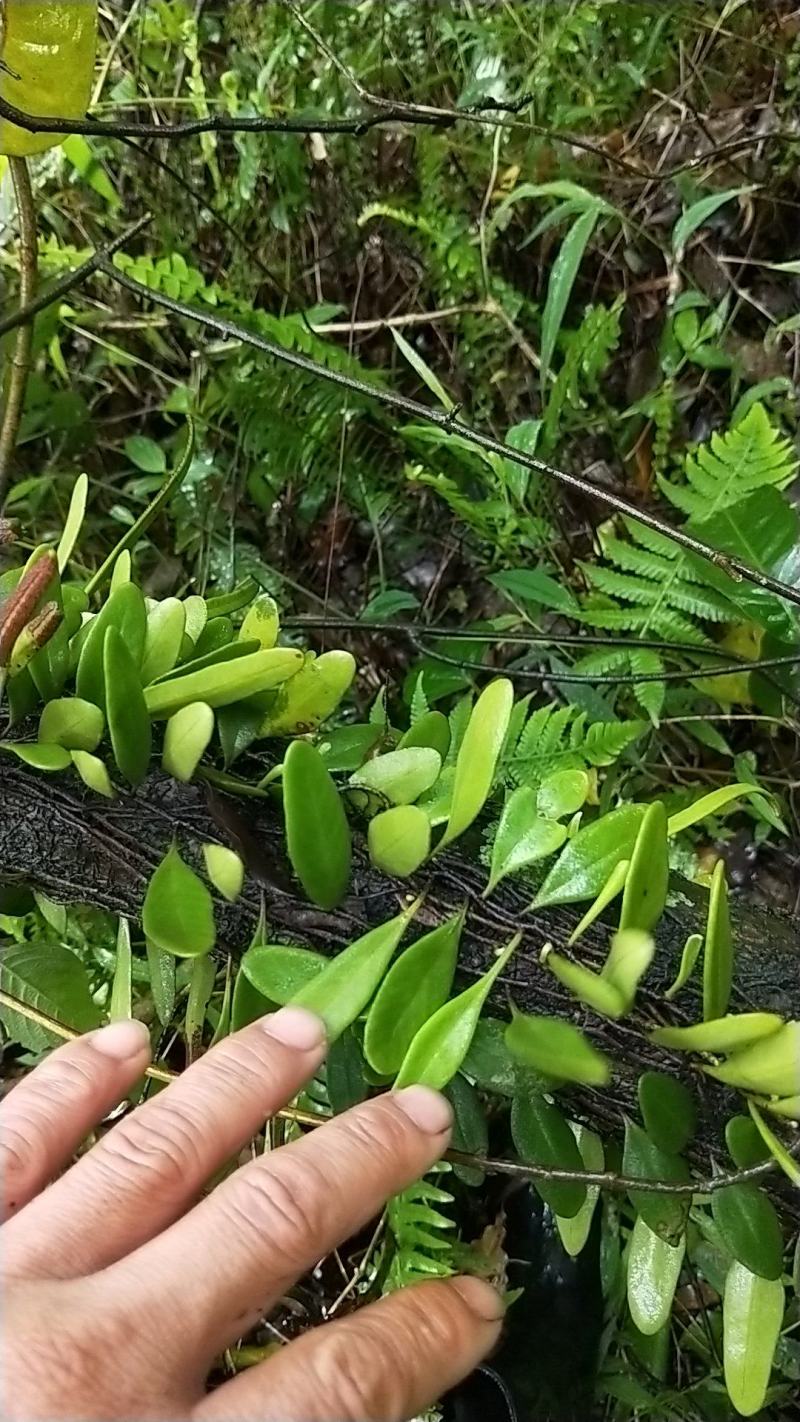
0,550,58,666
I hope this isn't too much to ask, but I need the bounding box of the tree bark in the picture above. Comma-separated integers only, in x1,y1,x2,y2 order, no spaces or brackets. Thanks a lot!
1,760,798,1210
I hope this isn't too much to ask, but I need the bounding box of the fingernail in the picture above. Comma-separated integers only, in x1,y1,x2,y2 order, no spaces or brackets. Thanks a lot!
91,1019,151,1060
261,1006,326,1051
450,1275,506,1323
394,1084,453,1134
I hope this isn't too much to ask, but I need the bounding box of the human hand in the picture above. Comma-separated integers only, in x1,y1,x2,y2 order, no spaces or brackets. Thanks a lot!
1,1007,503,1421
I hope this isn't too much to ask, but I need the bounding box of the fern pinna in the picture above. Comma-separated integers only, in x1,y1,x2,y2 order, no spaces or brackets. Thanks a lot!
383,1166,456,1292
502,701,646,790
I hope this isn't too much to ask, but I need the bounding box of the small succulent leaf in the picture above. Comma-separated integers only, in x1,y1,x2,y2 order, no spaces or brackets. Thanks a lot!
142,844,216,958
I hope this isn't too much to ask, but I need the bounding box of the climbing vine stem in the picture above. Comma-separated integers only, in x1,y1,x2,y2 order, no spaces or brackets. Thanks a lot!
0,156,37,502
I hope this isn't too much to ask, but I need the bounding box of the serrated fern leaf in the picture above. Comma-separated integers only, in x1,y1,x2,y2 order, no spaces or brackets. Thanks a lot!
384,1167,456,1293
658,402,796,520
503,703,646,789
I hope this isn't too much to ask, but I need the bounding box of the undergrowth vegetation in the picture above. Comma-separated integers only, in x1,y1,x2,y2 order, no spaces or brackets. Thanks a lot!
2,3,800,1419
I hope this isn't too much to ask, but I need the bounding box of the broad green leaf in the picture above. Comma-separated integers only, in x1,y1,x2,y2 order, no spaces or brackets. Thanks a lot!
146,938,176,1027
712,1181,784,1280
667,783,762,837
542,947,626,1019
398,711,451,759
292,898,421,1041
364,910,464,1076
623,1120,691,1243
394,934,519,1090
145,648,303,718
540,205,602,388
537,769,589,820
125,434,166,473
534,804,646,908
142,844,216,958
242,944,326,1004
318,723,383,772
627,1216,685,1337
162,702,214,782
505,1012,610,1087
0,741,71,771
182,595,207,645
203,843,244,902
704,1021,800,1097
748,1101,800,1187
239,593,279,650
0,941,100,1052
602,930,654,1011
39,697,104,752
56,472,88,573
461,1018,517,1098
368,804,431,877
723,1261,784,1417
619,801,668,933
638,1073,696,1154
33,892,67,934
184,953,216,1047
672,186,753,260
109,918,133,1022
351,747,442,806
327,1028,368,1115
437,679,514,851
555,1124,604,1257
511,1086,586,1218
664,933,702,1000
704,859,733,1021
76,582,146,710
70,749,114,798
283,739,352,909
567,859,629,946
651,1013,784,1054
231,963,272,1032
446,1072,489,1185
485,786,567,895
104,626,151,787
141,598,186,684
391,327,454,410
726,1115,770,1169
109,550,131,594
258,650,355,736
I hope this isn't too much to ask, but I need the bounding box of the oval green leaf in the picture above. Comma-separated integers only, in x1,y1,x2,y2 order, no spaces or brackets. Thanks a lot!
203,843,244,902
363,910,464,1076
638,1072,696,1154
394,934,519,1090
259,650,355,736
142,844,216,958
141,598,186,685
241,944,327,1003
283,738,352,909
436,679,514,851
506,1012,610,1087
619,801,668,934
726,1114,770,1170
510,1087,587,1219
291,898,421,1041
104,625,152,787
38,697,104,752
712,1182,784,1281
537,769,589,820
368,804,431,878
650,1013,784,1054
627,1215,686,1337
351,746,442,806
76,582,146,710
623,1119,691,1243
723,1261,784,1417
398,710,451,759
162,701,214,782
534,804,646,909
704,858,733,1021
70,749,114,798
0,740,71,771
240,593,279,649
485,786,567,895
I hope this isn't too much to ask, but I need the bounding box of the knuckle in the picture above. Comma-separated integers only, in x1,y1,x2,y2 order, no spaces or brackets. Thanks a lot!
343,1102,414,1168
96,1105,205,1195
310,1328,390,1421
0,1125,46,1214
220,1160,324,1271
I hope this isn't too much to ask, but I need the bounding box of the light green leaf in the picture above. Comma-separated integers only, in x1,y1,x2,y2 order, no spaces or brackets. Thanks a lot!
486,786,567,895
505,1012,610,1086
104,625,151,787
748,1101,800,1187
703,1021,800,1099
364,910,464,1076
0,741,71,771
182,595,208,645
638,1072,696,1154
391,327,454,410
292,898,422,1041
283,739,352,909
109,918,133,1022
142,844,216,958
667,783,762,837
398,711,451,759
145,647,302,718
70,749,114,798
141,599,186,685
602,929,654,1011
242,944,326,1003
39,697,104,752
542,946,626,1019
534,804,646,909
146,938,176,1027
0,942,100,1051
619,801,668,933
109,550,131,593
540,205,602,388
664,933,702,1000
437,679,514,852
76,582,147,710
259,650,355,736
627,1216,686,1336
555,1124,604,1257
202,843,244,902
567,858,629,946
162,702,214,782
394,934,519,1090
184,952,216,1047
351,747,442,806
56,472,88,573
368,804,431,877
650,1013,784,1054
672,186,753,261
537,769,589,820
240,593,279,650
124,434,166,473
704,859,733,1021
723,1261,784,1417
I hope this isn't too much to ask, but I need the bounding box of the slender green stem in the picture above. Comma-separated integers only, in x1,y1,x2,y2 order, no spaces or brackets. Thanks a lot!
0,156,37,503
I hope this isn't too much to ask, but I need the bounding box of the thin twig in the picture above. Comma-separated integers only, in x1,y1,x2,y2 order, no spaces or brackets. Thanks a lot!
0,157,37,501
98,259,800,612
0,988,787,1198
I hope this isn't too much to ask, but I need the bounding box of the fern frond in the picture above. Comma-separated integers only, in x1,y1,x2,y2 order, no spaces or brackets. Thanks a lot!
658,403,796,520
384,1167,456,1293
503,702,645,788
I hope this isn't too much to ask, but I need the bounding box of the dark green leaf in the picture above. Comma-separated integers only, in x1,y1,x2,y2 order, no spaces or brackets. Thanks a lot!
0,942,100,1051
283,739,352,909
511,1086,586,1218
327,1028,368,1114
712,1182,784,1280
623,1120,691,1243
104,625,152,786
638,1072,696,1154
